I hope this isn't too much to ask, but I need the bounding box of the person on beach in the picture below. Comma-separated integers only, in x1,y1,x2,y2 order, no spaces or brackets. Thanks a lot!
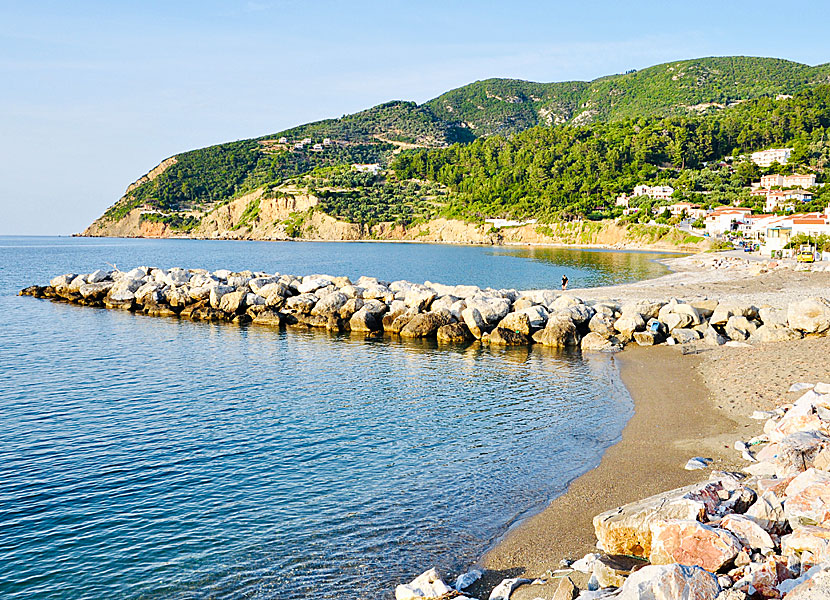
561,275,568,290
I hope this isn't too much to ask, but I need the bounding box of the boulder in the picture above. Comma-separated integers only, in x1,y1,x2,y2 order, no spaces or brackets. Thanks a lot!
104,287,136,309
219,290,247,314
209,284,235,309
498,312,532,335
395,568,452,600
781,525,830,564
582,332,618,351
489,577,531,600
744,491,788,534
782,565,830,599
592,554,649,588
399,312,453,338
634,330,659,346
487,327,530,345
78,281,113,300
615,312,646,336
404,287,437,311
466,295,511,325
717,514,774,552
311,292,349,316
165,286,191,309
774,431,830,475
620,300,664,321
703,325,727,346
285,293,318,314
297,275,333,294
589,313,617,338
784,468,830,527
593,481,726,558
50,273,76,288
759,306,789,328
533,315,580,347
672,329,701,344
87,269,110,284
664,312,694,331
247,276,279,294
550,294,583,310
725,316,756,341
649,519,741,572
552,576,578,600
340,298,365,320
349,307,382,332
252,309,282,327
788,297,830,334
615,564,720,600
436,323,472,343
561,303,595,326
462,307,489,339
659,300,702,327
690,299,719,319
752,324,802,343
516,305,549,329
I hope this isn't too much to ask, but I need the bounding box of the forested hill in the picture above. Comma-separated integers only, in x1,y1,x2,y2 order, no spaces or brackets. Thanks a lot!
426,56,830,136
89,56,830,231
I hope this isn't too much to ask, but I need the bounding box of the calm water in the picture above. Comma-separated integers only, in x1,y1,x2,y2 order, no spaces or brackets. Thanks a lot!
0,238,675,600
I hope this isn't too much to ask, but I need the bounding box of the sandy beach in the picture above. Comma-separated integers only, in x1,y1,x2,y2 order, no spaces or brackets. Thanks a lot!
475,255,830,599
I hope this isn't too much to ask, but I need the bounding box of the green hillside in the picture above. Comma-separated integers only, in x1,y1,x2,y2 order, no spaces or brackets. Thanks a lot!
94,56,830,229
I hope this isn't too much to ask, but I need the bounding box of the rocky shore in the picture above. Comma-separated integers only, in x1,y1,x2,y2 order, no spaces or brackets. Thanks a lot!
18,254,830,599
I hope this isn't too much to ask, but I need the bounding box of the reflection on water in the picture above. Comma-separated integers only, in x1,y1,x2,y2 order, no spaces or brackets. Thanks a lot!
490,246,680,289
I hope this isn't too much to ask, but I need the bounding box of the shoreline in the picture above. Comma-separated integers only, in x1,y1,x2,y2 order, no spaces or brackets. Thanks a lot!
476,345,741,598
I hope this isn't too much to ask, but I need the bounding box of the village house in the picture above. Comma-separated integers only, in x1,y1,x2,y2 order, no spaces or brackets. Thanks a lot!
615,193,630,208
352,163,382,174
310,143,324,152
278,137,288,144
323,138,332,146
632,184,675,201
664,202,707,219
760,207,830,256
750,147,793,167
752,189,814,212
759,173,816,189
704,206,752,236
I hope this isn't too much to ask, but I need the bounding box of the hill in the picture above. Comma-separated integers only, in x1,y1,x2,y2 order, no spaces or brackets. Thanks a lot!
84,56,830,240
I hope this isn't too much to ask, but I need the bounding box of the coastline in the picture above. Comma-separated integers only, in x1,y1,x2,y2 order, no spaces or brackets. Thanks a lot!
478,336,830,599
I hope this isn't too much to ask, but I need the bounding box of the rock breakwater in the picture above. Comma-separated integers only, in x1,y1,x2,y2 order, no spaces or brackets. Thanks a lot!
19,265,830,352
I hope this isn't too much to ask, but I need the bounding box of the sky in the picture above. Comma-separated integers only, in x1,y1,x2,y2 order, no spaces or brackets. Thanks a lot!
3,1,830,236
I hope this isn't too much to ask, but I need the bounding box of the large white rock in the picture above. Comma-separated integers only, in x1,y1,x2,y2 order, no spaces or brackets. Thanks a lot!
462,307,489,338
466,295,511,325
516,305,549,329
784,468,830,527
649,519,741,572
615,564,720,600
395,568,452,600
87,269,111,283
788,297,830,334
209,284,235,309
297,275,334,294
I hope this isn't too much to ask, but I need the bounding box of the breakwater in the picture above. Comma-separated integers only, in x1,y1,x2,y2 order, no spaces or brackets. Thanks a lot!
19,266,830,350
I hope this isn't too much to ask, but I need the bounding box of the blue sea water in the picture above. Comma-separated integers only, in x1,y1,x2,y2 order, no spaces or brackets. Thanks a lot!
0,238,676,600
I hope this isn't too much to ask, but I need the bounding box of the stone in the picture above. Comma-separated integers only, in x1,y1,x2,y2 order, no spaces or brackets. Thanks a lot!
592,554,649,588
395,568,452,600
87,269,110,284
349,307,382,332
49,273,76,288
744,491,787,534
533,315,580,347
552,576,578,600
487,327,530,345
489,577,531,600
589,313,617,338
253,309,282,327
664,311,694,331
516,305,549,329
466,296,511,325
219,290,247,314
462,307,489,339
634,330,659,346
104,287,136,309
672,328,701,344
285,293,318,314
209,284,235,309
724,316,756,341
404,287,437,311
165,286,191,309
782,525,830,563
582,332,617,351
615,564,720,600
436,322,472,343
498,311,532,335
399,312,453,338
759,306,789,328
782,566,830,599
659,300,702,327
774,432,830,475
550,294,583,310
297,275,333,294
454,569,482,591
621,300,664,320
752,324,802,343
615,312,646,336
561,303,594,326
704,325,728,346
649,519,741,572
78,281,113,300
593,480,726,558
788,297,830,334
717,514,774,552
784,468,830,527
690,299,719,319
311,292,348,316
686,457,713,470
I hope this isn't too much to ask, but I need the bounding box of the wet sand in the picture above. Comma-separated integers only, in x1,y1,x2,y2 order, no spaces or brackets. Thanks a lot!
477,345,741,598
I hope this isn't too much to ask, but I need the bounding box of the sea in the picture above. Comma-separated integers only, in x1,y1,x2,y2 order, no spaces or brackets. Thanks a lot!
0,237,677,600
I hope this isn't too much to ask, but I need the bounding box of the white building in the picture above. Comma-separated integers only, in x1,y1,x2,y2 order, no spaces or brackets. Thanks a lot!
750,148,793,168
704,206,752,236
760,208,830,256
352,163,382,174
632,184,675,201
759,173,816,189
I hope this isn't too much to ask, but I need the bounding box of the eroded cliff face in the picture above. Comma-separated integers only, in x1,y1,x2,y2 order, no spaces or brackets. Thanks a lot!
81,187,708,252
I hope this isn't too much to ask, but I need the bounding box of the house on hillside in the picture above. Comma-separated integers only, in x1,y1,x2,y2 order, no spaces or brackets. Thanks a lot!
750,148,793,167
632,184,674,201
352,163,381,174
665,202,707,219
760,208,830,256
759,173,816,189
762,189,814,212
704,206,752,236
310,143,324,152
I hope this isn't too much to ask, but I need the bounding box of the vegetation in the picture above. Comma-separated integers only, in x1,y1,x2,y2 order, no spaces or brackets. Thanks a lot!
393,85,830,220
785,233,830,252
139,212,201,232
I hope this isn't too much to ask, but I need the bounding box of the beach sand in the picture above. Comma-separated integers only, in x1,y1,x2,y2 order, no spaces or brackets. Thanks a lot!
477,336,830,600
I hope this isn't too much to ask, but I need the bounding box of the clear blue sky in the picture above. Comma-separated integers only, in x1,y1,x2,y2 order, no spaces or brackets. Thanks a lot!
3,0,830,235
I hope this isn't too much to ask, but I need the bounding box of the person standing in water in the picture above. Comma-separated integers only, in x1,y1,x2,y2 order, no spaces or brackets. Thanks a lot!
561,275,568,290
